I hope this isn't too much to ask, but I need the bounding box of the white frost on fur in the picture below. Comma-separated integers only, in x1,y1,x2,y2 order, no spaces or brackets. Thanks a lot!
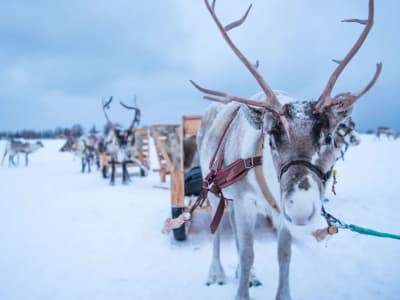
290,101,309,119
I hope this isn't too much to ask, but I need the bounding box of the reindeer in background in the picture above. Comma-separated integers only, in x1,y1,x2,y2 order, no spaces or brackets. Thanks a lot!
1,140,44,167
102,96,146,185
192,1,381,299
74,135,99,173
376,126,396,139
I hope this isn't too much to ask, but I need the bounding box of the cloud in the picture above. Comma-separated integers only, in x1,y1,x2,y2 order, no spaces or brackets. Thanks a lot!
0,0,399,132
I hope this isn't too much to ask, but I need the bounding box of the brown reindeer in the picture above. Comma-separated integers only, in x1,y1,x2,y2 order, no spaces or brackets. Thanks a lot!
192,1,381,299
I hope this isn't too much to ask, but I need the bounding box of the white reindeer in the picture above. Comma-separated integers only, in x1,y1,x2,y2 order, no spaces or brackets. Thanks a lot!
1,140,44,167
73,135,99,173
102,96,147,184
192,1,381,299
376,126,396,140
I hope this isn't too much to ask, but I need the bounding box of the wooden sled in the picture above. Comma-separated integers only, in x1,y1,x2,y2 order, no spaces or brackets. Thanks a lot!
172,116,210,240
153,116,213,240
150,124,179,183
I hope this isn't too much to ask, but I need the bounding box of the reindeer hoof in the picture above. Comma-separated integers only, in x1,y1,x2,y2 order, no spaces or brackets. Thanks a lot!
206,271,226,286
206,279,226,286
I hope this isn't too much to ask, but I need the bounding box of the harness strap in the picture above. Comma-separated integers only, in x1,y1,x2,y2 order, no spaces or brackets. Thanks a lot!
190,109,282,233
163,108,280,235
254,136,280,214
279,160,332,183
208,156,262,233
209,108,240,171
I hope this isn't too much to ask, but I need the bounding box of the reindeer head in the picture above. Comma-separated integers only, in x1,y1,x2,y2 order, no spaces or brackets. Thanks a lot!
192,0,381,229
102,96,140,153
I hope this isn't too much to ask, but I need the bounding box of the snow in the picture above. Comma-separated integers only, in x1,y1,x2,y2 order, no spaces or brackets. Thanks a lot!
0,136,399,300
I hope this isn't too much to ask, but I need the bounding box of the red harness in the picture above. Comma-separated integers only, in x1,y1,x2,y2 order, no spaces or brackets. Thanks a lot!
190,108,262,233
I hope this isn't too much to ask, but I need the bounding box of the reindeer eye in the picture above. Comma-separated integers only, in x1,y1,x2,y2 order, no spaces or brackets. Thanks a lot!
269,138,274,149
325,134,332,145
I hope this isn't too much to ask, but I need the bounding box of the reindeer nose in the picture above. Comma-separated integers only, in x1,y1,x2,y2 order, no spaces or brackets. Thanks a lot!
283,203,316,226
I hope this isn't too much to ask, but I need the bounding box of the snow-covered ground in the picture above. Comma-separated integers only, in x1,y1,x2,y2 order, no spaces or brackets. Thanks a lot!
0,136,399,300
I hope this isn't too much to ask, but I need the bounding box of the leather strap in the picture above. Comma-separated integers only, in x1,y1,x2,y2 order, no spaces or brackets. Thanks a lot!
254,136,280,213
279,160,332,183
208,156,262,233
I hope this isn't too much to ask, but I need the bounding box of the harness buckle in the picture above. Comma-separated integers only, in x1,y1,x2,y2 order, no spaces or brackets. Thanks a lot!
244,157,254,169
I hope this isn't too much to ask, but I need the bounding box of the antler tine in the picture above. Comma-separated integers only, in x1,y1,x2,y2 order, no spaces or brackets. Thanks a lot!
355,62,382,99
120,100,139,110
204,96,232,104
102,96,114,127
204,0,282,113
316,0,380,112
190,80,282,115
224,4,252,32
120,99,140,129
189,80,228,97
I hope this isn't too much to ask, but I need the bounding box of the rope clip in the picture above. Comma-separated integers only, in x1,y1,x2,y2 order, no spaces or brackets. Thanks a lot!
321,206,348,229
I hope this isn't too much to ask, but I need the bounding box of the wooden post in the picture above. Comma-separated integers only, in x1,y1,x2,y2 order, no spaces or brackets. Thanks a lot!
170,169,184,208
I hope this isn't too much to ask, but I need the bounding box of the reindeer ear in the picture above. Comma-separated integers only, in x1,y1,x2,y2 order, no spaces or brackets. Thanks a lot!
243,105,264,130
325,102,354,132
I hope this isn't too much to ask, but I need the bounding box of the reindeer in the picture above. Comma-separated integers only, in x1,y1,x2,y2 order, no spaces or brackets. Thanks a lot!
191,1,381,299
74,135,99,173
59,136,76,152
376,126,396,139
102,96,146,185
1,140,44,166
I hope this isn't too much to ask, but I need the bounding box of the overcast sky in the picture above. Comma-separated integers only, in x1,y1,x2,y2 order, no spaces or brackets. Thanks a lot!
0,0,399,132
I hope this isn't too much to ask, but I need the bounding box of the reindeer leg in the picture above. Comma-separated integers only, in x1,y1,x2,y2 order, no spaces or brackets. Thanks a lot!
122,161,128,184
10,154,17,167
206,195,226,286
124,161,132,182
1,149,7,165
81,157,85,173
234,200,256,300
25,153,29,166
87,156,91,173
110,160,115,185
96,154,100,170
230,207,262,288
102,165,108,178
275,226,292,300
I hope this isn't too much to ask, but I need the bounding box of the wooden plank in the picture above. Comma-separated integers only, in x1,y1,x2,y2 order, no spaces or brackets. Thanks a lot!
135,127,150,168
170,169,184,207
180,115,202,171
150,124,178,182
182,115,202,137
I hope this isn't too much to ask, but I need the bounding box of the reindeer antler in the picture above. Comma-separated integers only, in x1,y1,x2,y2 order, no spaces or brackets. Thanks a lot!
120,96,141,129
316,0,382,113
190,0,284,116
102,96,114,128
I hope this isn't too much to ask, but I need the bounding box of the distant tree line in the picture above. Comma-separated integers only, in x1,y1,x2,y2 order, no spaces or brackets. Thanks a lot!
0,124,100,140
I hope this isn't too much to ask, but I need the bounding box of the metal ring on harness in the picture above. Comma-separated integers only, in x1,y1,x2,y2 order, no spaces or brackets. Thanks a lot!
243,157,254,169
